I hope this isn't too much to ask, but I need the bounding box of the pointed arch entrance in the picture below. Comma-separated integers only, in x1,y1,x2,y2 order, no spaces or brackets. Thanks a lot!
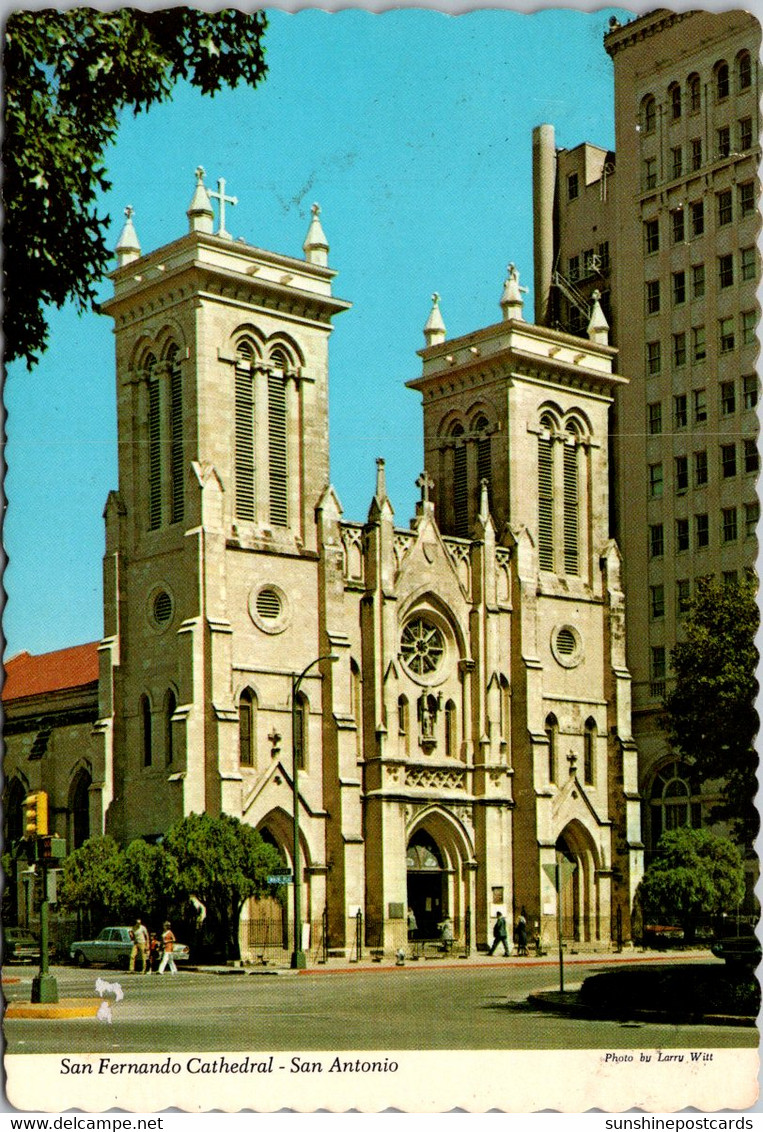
555,820,601,943
240,817,291,961
406,830,445,939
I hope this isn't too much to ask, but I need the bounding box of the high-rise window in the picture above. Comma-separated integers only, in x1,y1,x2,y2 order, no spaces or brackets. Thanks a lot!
642,95,656,133
744,439,759,474
676,518,690,552
688,73,701,113
690,139,702,171
715,60,730,100
650,648,666,698
650,584,665,619
717,125,731,159
677,579,691,613
690,200,704,235
692,326,706,362
674,394,688,429
693,389,707,423
739,117,753,151
650,523,664,558
695,513,709,548
644,158,657,191
646,280,660,314
694,450,708,487
692,263,705,298
739,181,755,217
738,50,752,90
671,208,684,243
722,507,738,542
721,443,737,478
647,341,661,375
741,246,757,281
721,381,736,415
673,333,686,368
648,402,663,434
567,172,579,201
745,501,759,537
670,82,682,119
649,463,663,498
743,374,758,409
672,272,685,306
741,310,757,346
718,254,734,289
675,455,689,492
644,219,659,254
717,189,733,226
719,317,735,353
671,146,682,180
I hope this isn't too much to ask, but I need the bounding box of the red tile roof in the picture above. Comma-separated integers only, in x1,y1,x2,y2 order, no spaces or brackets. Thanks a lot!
3,641,100,702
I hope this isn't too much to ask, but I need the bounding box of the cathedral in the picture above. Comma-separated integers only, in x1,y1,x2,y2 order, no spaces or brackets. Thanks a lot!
3,170,643,957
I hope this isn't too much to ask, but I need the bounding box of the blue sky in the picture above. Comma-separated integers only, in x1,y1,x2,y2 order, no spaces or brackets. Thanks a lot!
4,7,628,658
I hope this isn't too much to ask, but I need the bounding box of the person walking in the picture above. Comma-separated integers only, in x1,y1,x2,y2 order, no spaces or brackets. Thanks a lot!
516,909,528,956
407,906,417,940
488,911,510,956
158,921,178,974
147,931,160,973
129,918,149,973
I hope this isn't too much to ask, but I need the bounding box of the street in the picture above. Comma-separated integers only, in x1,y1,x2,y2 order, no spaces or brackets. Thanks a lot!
3,958,757,1055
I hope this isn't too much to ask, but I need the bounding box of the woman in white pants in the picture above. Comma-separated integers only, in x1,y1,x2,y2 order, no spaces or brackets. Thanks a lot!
158,921,178,974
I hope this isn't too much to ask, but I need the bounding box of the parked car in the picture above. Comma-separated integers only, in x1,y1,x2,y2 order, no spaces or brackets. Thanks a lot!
3,927,43,964
70,926,190,968
710,934,761,968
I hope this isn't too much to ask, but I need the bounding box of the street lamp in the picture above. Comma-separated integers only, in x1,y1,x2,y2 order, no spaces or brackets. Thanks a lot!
291,654,338,969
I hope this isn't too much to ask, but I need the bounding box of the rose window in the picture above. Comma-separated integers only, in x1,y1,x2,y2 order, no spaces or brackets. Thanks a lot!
400,618,444,676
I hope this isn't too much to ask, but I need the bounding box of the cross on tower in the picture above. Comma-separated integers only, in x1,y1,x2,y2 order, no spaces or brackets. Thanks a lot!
416,471,434,504
209,177,238,238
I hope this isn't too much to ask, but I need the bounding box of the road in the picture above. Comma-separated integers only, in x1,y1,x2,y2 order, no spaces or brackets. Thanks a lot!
3,958,757,1055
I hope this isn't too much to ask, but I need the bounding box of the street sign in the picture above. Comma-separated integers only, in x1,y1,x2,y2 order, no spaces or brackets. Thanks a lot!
268,873,293,885
542,859,576,890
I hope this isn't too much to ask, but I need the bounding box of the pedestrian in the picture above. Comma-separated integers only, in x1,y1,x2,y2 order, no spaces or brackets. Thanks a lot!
488,911,510,956
129,918,149,973
147,931,160,973
407,906,417,940
438,916,454,953
158,921,178,974
516,908,528,956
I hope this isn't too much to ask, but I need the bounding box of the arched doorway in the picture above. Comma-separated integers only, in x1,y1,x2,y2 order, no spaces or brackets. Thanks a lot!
406,830,445,939
555,820,601,943
241,819,291,962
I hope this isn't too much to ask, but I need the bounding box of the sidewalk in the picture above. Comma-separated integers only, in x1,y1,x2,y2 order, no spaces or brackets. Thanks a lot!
199,945,716,976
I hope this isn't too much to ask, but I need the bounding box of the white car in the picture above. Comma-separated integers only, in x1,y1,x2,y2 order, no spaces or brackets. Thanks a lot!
70,926,189,968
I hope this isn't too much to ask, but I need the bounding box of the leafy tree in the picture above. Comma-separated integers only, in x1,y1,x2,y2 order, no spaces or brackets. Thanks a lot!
109,838,178,927
57,835,122,936
4,9,268,368
162,813,282,960
664,576,759,845
637,827,745,943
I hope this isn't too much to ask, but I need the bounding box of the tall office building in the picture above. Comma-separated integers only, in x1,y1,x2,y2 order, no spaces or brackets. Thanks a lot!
534,8,761,863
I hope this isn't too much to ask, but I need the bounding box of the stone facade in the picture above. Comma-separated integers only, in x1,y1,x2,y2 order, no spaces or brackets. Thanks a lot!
4,176,642,956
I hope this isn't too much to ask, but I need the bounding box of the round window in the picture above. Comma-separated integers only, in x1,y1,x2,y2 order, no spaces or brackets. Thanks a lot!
551,624,583,668
256,588,282,621
249,584,290,634
150,590,173,629
400,617,444,677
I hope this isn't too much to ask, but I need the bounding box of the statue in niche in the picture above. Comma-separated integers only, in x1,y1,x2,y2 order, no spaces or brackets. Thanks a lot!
418,693,440,744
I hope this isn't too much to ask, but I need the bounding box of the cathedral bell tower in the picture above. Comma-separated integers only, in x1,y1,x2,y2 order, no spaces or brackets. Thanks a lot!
98,172,350,840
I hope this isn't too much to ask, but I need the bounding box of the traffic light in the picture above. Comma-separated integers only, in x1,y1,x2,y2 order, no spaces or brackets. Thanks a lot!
24,791,48,837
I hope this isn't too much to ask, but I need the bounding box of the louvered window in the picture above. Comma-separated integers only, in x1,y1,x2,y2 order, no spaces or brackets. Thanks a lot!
169,357,184,524
563,430,579,575
268,373,288,526
538,424,554,571
147,365,161,530
476,417,491,502
453,444,468,537
235,346,255,521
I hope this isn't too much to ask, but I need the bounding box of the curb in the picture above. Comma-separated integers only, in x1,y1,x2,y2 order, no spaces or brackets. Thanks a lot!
5,997,104,1020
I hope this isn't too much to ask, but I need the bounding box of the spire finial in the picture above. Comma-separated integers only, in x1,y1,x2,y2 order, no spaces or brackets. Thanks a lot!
209,177,238,239
375,457,387,501
115,204,141,266
304,202,329,266
423,292,446,346
500,262,528,321
187,166,214,234
587,289,610,345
